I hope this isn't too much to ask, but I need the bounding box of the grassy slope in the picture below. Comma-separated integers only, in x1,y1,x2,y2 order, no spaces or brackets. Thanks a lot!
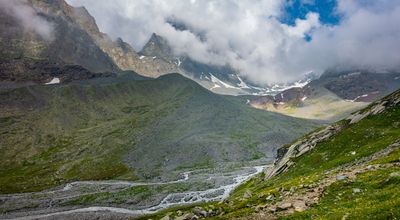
228,91,400,219
137,90,400,220
0,74,317,193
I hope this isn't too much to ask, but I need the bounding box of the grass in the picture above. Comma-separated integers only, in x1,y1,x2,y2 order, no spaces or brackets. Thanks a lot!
0,74,318,194
283,167,400,219
137,89,400,219
231,102,400,201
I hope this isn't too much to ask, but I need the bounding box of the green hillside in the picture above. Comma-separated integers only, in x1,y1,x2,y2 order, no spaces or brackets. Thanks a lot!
138,88,400,220
0,74,317,194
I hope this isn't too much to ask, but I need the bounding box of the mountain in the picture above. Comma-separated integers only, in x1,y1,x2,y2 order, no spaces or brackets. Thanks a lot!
0,0,314,97
0,0,117,73
0,0,178,81
0,73,318,193
248,69,400,121
140,84,400,220
140,33,285,96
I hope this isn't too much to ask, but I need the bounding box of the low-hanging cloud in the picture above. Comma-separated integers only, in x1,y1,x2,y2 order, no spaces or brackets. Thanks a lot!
0,0,54,41
66,0,400,84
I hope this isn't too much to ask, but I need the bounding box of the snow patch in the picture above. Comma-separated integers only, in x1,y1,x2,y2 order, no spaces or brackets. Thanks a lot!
209,73,238,89
210,84,221,90
301,96,308,101
139,55,146,60
345,93,372,102
237,76,251,89
175,58,182,66
45,77,60,85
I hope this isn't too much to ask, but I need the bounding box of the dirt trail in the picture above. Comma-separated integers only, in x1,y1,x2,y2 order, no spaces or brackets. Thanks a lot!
237,141,400,220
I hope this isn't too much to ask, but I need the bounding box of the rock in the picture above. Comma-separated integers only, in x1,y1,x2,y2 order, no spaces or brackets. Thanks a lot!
366,165,375,170
267,206,277,213
290,186,297,192
243,190,252,199
176,210,183,216
192,207,208,218
286,208,296,214
160,215,170,220
255,205,264,212
390,172,400,178
277,202,292,210
207,210,216,217
336,175,348,181
266,195,274,201
175,213,194,220
293,200,307,212
353,188,361,193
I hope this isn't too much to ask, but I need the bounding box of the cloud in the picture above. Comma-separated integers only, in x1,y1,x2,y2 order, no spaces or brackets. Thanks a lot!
0,0,54,41
65,0,400,84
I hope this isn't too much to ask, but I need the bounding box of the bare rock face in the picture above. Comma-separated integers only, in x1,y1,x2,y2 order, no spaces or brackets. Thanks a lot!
347,93,400,124
265,124,343,179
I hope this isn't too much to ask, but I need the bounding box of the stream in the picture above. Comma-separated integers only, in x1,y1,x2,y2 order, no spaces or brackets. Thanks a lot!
2,166,266,220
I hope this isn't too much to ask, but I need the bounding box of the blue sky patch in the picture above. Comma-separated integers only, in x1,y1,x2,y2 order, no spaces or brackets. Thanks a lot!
281,0,341,26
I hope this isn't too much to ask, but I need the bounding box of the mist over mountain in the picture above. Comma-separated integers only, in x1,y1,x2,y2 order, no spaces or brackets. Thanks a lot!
67,0,400,85
1,1,400,219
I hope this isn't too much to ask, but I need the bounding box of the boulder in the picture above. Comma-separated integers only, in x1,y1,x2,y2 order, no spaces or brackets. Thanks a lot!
390,172,400,178
192,207,208,218
278,202,292,210
175,213,195,220
267,206,277,213
243,190,252,199
293,200,307,212
160,215,170,220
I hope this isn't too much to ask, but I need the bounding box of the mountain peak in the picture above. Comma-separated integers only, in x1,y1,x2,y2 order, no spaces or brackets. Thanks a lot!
140,33,173,59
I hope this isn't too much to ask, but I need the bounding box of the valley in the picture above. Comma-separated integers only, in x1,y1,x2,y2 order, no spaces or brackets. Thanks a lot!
0,165,266,219
1,0,399,219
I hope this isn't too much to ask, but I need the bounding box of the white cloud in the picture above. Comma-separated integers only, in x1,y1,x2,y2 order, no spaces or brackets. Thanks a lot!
65,0,400,84
0,0,54,41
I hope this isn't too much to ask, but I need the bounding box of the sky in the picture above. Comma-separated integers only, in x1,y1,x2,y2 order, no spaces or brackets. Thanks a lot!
65,0,400,84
